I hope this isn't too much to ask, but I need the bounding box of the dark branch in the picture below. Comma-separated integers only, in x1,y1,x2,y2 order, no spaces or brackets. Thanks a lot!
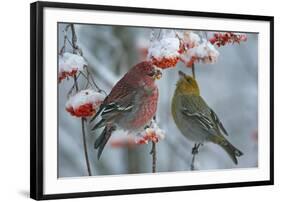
150,142,157,173
192,64,196,79
70,24,83,56
70,25,93,176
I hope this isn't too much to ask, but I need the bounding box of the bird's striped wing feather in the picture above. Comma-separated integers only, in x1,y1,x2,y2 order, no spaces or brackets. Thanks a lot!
91,91,136,131
210,108,228,136
180,95,227,136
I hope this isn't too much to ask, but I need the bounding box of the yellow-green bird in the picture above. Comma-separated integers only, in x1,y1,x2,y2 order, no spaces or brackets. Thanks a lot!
171,71,243,164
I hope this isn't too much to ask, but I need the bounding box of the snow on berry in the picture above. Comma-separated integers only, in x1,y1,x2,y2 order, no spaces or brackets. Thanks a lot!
147,32,181,69
209,32,247,47
59,52,87,82
182,31,201,49
66,89,105,117
135,120,165,144
181,40,219,67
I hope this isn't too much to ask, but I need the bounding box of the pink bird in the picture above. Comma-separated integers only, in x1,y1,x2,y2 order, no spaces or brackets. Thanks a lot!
91,61,162,159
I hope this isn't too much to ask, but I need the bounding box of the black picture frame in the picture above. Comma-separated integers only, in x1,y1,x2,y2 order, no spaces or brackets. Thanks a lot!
30,1,274,200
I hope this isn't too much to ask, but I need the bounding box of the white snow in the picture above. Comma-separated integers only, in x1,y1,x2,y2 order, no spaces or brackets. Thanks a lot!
149,119,166,140
147,36,180,59
187,39,219,64
183,31,201,48
135,119,166,144
66,89,105,109
59,52,87,74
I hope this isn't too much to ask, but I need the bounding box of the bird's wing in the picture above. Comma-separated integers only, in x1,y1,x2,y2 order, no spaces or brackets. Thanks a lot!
180,95,220,134
101,91,136,120
91,88,138,131
90,79,136,124
210,108,229,136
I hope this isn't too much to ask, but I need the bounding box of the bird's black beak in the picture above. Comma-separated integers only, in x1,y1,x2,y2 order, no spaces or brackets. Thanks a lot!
154,69,162,80
150,67,162,80
178,70,186,78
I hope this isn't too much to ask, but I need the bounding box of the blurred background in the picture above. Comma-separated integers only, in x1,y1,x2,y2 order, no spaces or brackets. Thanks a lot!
58,23,258,177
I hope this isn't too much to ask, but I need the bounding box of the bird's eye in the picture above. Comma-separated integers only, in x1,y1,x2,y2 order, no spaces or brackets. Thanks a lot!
147,71,154,77
186,78,192,84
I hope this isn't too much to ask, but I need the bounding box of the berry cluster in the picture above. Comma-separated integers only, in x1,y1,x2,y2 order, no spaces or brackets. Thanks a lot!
209,32,247,47
65,90,105,118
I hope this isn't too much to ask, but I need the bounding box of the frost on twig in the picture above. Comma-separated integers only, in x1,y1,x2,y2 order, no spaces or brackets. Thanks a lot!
136,118,165,173
135,119,165,145
110,118,166,173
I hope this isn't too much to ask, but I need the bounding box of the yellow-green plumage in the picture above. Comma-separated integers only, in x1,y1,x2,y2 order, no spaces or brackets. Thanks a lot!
171,71,243,164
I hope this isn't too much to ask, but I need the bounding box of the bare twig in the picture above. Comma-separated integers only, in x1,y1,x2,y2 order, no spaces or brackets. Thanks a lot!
73,74,79,91
83,53,118,88
81,117,92,176
86,67,107,95
70,24,83,56
192,64,196,79
150,116,157,173
67,73,81,97
78,70,94,89
69,25,93,176
150,142,157,173
60,23,99,176
59,24,71,55
73,74,92,176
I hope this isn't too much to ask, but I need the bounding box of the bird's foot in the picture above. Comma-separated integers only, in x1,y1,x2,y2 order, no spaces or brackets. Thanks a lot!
191,143,203,155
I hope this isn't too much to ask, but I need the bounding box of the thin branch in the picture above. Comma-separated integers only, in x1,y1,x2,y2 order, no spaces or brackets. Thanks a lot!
70,24,83,56
61,23,108,176
73,75,92,176
73,74,79,91
149,116,157,173
192,64,196,79
84,68,91,89
69,23,93,175
67,73,81,97
66,36,74,48
81,117,92,176
150,142,157,173
86,67,107,95
59,24,71,55
79,70,94,89
84,53,118,88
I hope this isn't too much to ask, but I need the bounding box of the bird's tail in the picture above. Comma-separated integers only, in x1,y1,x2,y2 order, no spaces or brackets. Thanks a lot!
211,136,243,165
94,125,116,160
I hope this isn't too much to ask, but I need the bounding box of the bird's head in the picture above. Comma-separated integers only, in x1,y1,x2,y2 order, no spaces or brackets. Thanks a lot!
176,70,200,95
134,61,162,81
